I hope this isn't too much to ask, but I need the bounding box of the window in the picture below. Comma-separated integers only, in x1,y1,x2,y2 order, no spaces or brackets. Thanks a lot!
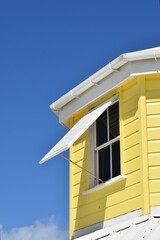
39,96,116,164
40,94,120,190
93,101,120,185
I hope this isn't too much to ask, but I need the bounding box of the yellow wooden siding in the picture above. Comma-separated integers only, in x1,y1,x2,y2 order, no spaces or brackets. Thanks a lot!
148,128,160,140
69,73,160,239
147,115,160,127
72,196,141,231
149,166,160,179
148,153,160,166
150,194,160,206
148,140,160,153
72,169,141,209
146,74,160,208
123,144,140,163
123,118,139,138
70,114,89,238
149,180,160,193
69,78,142,237
124,157,140,174
72,182,141,219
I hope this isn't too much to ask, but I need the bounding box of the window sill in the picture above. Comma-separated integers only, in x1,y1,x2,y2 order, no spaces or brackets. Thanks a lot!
82,175,127,195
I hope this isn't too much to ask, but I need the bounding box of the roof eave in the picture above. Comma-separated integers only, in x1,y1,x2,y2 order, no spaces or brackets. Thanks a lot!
50,47,160,115
49,54,128,115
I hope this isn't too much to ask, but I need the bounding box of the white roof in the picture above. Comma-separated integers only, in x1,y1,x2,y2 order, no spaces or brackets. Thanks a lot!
50,47,160,127
74,215,160,240
39,95,117,164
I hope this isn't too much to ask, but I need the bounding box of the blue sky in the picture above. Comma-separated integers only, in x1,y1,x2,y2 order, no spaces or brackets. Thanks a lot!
0,0,160,239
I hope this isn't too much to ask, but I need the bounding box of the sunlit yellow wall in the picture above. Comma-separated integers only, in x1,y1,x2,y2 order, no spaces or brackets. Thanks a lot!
69,75,160,239
146,74,160,207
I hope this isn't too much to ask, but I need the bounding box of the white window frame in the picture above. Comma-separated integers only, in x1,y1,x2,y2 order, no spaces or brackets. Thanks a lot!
89,96,120,188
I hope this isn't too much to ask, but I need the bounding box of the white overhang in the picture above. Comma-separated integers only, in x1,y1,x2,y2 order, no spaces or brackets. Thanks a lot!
39,95,117,164
50,47,160,128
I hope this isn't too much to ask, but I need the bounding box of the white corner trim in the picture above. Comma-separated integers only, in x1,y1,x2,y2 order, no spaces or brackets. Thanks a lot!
82,175,127,195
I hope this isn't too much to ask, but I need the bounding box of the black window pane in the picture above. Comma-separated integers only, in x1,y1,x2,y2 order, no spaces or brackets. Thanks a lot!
109,102,119,140
112,140,120,178
99,146,110,182
96,110,108,147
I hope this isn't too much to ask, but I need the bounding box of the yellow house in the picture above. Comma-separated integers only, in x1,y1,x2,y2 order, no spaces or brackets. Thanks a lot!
40,47,160,239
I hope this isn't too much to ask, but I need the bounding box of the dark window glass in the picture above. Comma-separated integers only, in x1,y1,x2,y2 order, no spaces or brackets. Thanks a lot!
95,101,120,184
96,110,108,147
98,146,110,182
112,140,120,178
109,102,119,140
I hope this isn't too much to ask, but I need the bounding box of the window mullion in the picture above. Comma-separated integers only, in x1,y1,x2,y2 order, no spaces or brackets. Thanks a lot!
110,144,112,178
108,107,112,179
96,150,99,185
94,122,98,186
107,108,109,141
95,136,120,151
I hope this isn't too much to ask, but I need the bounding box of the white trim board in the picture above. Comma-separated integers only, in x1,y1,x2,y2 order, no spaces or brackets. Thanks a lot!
51,47,160,115
82,175,127,195
58,59,160,127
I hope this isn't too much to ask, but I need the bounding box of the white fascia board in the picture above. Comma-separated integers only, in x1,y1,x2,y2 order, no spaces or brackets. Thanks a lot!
50,55,127,114
58,62,131,127
49,47,160,127
129,58,160,75
50,47,160,115
123,47,160,61
58,58,160,127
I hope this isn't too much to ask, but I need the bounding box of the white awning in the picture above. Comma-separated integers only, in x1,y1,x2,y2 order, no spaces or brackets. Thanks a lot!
39,95,118,164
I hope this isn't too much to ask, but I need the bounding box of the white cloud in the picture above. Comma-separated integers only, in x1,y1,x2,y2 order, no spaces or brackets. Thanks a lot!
0,216,68,240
